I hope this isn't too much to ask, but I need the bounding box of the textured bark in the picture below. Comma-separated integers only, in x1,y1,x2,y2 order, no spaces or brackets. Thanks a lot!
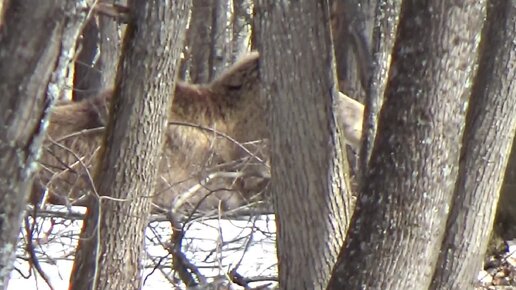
328,1,486,289
52,1,88,101
68,1,190,289
182,2,248,98
184,0,216,83
73,10,121,101
0,1,68,288
97,10,122,92
210,0,231,74
494,2,516,245
331,0,375,99
255,1,353,289
183,0,240,83
431,1,516,288
359,0,401,175
73,19,102,100
497,141,516,239
230,0,252,62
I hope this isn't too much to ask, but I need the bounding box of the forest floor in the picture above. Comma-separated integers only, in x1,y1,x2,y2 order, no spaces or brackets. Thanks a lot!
8,205,516,290
478,240,516,289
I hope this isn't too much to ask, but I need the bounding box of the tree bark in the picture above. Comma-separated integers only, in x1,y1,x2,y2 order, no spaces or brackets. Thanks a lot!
53,1,89,102
183,0,235,83
68,1,190,289
210,0,231,74
73,11,121,101
0,1,79,288
497,141,516,240
73,18,102,100
97,9,122,92
255,1,353,289
359,0,401,175
327,1,486,289
185,0,209,82
230,0,252,62
331,0,374,99
184,0,216,83
431,0,516,288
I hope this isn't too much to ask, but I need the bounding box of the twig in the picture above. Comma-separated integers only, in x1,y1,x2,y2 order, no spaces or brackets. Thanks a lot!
24,211,56,290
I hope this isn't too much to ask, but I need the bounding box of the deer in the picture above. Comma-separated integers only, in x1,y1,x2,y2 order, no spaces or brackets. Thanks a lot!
32,52,364,217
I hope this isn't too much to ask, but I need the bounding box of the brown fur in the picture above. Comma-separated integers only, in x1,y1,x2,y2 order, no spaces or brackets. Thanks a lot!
34,52,268,216
33,51,363,216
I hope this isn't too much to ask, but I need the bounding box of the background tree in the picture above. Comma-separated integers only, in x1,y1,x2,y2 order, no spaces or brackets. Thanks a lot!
182,0,252,83
330,0,375,98
431,0,516,288
492,1,516,247
255,1,354,289
498,142,516,239
0,1,85,288
183,0,220,83
359,0,401,174
6,0,515,289
230,0,253,61
72,2,122,101
328,0,486,289
68,1,191,289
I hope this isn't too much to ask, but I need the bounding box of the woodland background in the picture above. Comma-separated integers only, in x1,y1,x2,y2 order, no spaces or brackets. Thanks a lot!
0,0,515,290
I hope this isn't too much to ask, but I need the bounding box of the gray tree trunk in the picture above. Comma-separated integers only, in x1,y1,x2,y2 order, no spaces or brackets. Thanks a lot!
210,0,231,74
73,19,102,100
497,141,516,240
0,1,81,288
97,9,122,92
255,1,354,289
73,9,121,101
68,1,190,289
229,0,252,62
431,1,516,288
183,0,232,83
331,0,374,99
359,0,401,175
327,1,486,289
184,0,216,83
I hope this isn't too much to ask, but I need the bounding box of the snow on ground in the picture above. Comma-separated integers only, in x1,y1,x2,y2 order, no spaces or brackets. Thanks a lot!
9,205,516,289
9,206,277,289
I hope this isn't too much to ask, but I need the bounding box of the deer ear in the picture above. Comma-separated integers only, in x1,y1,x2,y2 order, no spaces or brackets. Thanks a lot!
209,51,260,91
335,92,364,150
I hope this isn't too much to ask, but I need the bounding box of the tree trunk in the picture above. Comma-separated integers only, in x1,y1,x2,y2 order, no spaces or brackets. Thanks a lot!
359,0,401,174
331,0,374,99
230,0,252,62
73,10,121,101
431,0,516,288
184,0,216,83
255,1,353,289
210,0,231,74
68,1,190,289
491,2,516,246
183,0,234,83
497,141,516,240
97,9,122,92
328,1,486,289
0,1,79,288
73,18,102,100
